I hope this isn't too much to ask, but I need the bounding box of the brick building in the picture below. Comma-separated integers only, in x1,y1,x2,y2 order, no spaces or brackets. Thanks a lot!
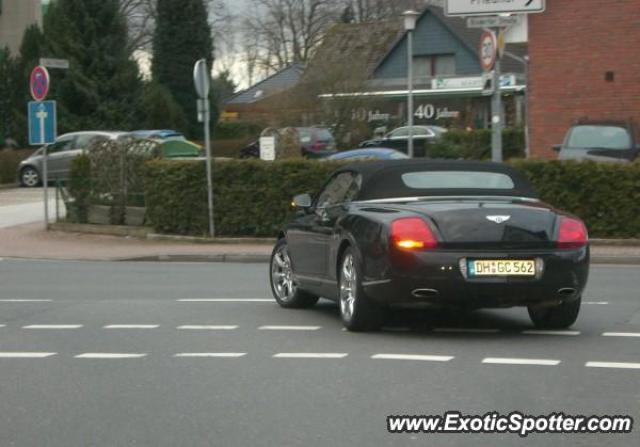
528,0,640,158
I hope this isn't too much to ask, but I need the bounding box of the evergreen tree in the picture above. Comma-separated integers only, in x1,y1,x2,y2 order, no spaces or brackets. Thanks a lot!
42,0,143,132
152,0,214,138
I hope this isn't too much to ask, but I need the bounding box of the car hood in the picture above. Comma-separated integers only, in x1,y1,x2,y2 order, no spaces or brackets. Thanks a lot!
558,148,632,163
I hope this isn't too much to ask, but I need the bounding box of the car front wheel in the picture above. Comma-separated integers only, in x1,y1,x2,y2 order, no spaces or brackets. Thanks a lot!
528,296,581,329
20,167,41,187
339,247,384,331
269,239,319,308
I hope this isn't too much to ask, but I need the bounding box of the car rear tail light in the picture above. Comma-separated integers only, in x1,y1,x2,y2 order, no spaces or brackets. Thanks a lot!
390,218,438,250
557,216,588,249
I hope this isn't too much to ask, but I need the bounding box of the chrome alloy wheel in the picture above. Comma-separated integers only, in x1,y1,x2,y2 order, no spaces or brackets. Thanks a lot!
339,254,356,321
271,245,296,302
21,168,40,187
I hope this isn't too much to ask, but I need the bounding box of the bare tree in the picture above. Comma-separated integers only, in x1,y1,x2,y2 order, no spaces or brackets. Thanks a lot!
242,0,342,75
120,0,156,53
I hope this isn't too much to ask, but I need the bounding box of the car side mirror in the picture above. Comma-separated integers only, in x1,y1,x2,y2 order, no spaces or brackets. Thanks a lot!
292,193,312,209
552,144,562,153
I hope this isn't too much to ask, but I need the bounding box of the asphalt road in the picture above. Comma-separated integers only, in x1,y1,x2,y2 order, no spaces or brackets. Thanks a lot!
0,260,638,447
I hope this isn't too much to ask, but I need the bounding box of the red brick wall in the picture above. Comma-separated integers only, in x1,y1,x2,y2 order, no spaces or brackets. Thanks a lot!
528,0,640,158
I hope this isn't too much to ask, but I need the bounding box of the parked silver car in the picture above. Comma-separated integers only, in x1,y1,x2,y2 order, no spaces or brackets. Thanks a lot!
18,131,126,187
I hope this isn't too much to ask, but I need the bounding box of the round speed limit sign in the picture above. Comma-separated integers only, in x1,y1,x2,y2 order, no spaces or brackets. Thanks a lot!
479,31,497,72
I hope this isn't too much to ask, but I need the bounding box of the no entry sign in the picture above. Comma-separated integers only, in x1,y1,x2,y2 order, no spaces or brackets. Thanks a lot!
30,66,51,102
479,31,498,72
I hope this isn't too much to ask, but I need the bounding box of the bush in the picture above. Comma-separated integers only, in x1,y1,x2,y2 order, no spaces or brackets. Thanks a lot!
144,159,344,236
0,149,34,184
213,122,262,140
141,158,640,239
429,128,525,160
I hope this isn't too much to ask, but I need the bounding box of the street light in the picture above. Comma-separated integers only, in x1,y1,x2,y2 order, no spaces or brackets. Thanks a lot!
402,10,419,158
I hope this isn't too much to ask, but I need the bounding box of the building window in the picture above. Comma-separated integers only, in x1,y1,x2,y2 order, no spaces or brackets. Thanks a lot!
413,54,456,81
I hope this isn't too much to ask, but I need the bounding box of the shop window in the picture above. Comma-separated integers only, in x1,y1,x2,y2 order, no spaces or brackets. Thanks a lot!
413,54,456,80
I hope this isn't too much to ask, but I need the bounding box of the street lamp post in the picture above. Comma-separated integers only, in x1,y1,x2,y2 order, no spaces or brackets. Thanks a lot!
403,10,419,158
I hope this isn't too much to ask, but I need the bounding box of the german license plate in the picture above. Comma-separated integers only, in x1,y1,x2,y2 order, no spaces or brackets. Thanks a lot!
468,260,536,277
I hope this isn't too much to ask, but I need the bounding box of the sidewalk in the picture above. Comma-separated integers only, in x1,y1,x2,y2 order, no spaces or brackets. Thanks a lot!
0,222,639,264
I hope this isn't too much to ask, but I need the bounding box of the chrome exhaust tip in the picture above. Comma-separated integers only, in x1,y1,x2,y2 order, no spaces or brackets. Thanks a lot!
557,287,576,297
412,288,440,299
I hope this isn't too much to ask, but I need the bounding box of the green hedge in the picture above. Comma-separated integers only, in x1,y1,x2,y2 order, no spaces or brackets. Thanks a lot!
0,149,34,184
140,158,640,238
144,159,345,236
213,121,262,140
429,128,525,160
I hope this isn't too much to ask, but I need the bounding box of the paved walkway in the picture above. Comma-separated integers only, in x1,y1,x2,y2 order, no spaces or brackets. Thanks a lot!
0,222,638,263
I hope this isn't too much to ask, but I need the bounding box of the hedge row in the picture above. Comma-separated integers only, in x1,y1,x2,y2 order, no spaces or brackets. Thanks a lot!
143,159,345,236
139,159,640,238
429,129,525,160
0,149,33,184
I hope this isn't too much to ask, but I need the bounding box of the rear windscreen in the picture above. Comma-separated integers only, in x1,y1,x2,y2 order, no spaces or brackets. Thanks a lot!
401,171,515,190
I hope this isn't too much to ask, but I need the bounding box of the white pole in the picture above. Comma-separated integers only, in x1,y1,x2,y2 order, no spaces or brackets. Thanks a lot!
203,101,215,237
407,29,415,158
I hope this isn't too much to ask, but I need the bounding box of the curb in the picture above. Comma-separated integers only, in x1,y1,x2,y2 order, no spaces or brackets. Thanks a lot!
146,233,273,245
49,222,151,238
111,253,270,263
0,183,19,190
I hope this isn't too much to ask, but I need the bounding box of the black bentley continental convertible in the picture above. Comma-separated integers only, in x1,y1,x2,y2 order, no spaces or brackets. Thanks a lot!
269,160,589,331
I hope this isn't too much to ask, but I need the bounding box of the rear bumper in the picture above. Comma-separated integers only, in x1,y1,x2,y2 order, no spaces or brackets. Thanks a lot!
363,247,589,309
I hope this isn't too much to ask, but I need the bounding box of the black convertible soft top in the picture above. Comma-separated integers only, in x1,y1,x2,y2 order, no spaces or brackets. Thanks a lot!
333,160,538,201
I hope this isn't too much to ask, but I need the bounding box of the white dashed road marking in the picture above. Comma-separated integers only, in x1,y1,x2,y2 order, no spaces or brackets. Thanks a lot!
273,353,348,359
23,324,83,329
602,332,640,338
174,353,246,358
178,298,272,303
482,357,560,366
0,299,52,302
372,354,454,362
433,328,500,334
585,362,640,370
75,353,147,359
584,301,609,305
0,352,56,358
259,325,321,331
522,330,581,336
103,325,159,329
177,325,238,330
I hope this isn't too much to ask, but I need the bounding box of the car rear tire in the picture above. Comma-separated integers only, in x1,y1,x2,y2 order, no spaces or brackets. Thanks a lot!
20,166,40,187
527,296,581,329
270,239,319,308
339,247,384,332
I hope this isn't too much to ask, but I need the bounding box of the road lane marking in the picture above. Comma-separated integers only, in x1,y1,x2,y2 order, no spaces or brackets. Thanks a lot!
0,352,56,358
602,332,640,338
482,357,560,366
75,353,147,359
372,354,454,362
586,361,640,370
0,299,52,302
178,298,273,302
433,328,500,334
103,325,159,329
584,301,609,305
522,330,580,336
0,324,5,328
273,353,348,359
174,353,246,358
177,325,238,330
23,324,83,329
259,325,321,331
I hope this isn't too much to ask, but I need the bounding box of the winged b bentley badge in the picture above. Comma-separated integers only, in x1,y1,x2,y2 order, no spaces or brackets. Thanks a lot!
486,215,511,224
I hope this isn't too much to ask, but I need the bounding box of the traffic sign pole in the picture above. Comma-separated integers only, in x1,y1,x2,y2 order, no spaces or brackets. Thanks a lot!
193,59,214,238
491,55,503,162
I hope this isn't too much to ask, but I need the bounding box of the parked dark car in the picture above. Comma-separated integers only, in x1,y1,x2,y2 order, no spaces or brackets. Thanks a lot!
324,148,409,161
269,160,589,332
18,131,126,187
359,125,447,157
554,120,638,162
297,127,337,158
128,129,186,141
